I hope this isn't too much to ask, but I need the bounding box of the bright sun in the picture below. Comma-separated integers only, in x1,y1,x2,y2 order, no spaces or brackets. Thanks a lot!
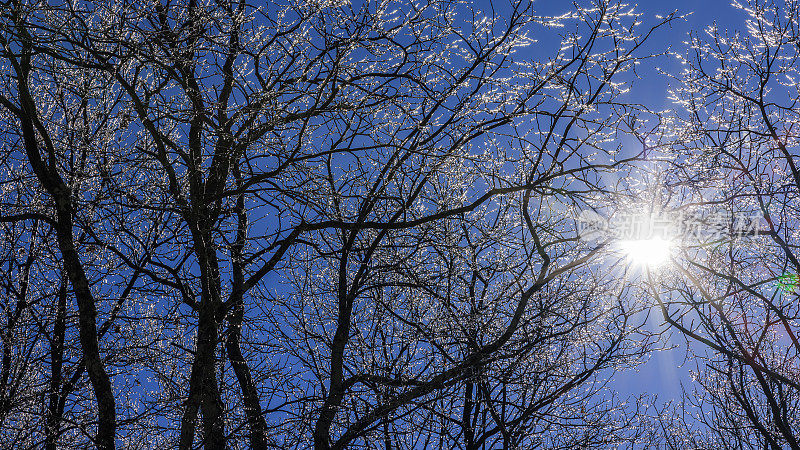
618,237,672,268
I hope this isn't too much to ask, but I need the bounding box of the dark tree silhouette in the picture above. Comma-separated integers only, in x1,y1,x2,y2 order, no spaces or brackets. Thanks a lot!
0,0,675,448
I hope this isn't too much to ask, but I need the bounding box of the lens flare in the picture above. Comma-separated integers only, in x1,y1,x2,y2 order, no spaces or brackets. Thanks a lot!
618,237,672,268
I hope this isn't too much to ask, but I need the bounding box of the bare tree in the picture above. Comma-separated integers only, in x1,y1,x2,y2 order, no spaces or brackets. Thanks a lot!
0,0,676,448
651,0,800,447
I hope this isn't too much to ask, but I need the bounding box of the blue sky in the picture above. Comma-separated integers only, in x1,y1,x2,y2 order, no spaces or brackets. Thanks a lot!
473,0,750,414
535,0,747,410
454,0,758,436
